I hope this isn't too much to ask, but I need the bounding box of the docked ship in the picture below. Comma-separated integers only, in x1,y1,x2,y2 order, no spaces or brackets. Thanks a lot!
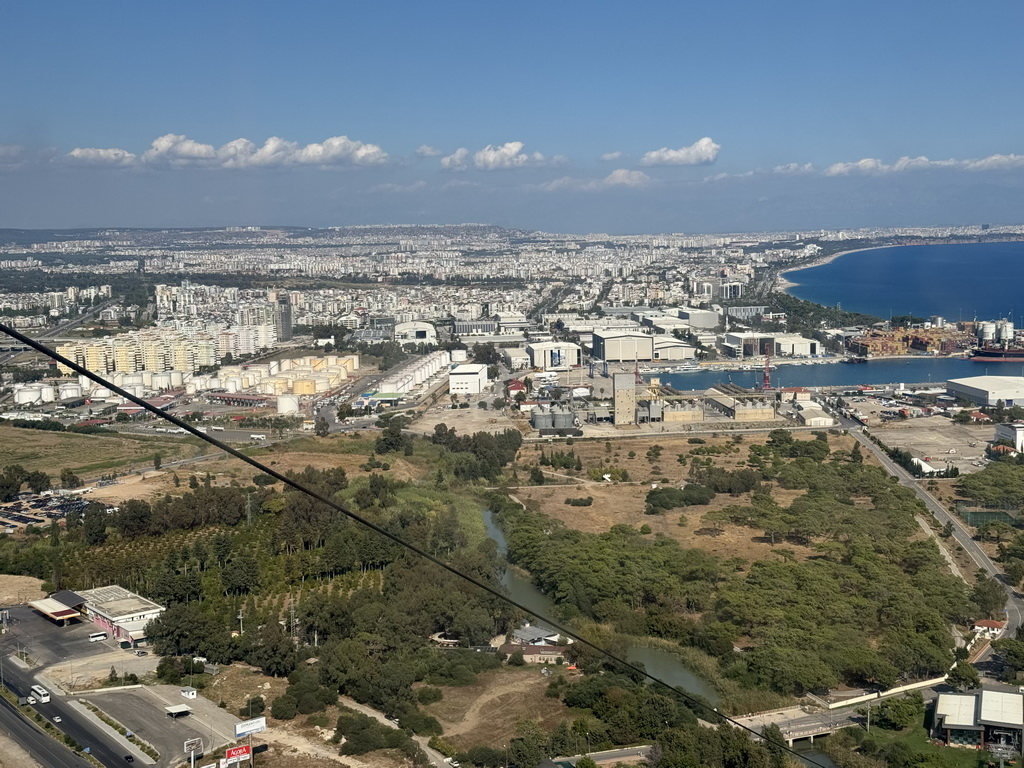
971,319,1024,361
970,345,1024,362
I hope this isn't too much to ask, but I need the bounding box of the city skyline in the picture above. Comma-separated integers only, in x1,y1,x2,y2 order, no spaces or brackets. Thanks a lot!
3,1,1024,232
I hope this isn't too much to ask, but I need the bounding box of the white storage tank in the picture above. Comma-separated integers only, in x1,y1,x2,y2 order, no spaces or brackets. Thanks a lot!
451,349,468,363
59,383,83,399
225,376,242,393
169,370,185,387
151,373,172,390
978,322,997,342
14,387,42,405
39,385,56,403
998,320,1015,342
277,394,301,414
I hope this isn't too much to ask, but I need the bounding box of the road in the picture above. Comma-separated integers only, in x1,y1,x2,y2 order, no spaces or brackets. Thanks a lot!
2,662,135,768
0,690,92,768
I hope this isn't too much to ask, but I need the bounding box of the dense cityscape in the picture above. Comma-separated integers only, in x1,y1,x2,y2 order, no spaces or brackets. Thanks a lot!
5,3,1024,768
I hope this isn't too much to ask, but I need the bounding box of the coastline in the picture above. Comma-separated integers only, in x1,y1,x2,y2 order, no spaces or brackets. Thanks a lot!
775,246,888,294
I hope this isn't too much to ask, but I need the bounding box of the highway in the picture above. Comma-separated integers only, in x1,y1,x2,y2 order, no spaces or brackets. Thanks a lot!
0,690,92,768
1,662,132,768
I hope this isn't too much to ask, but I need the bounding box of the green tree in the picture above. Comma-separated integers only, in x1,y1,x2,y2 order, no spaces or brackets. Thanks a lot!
946,662,981,692
314,417,330,437
153,452,162,470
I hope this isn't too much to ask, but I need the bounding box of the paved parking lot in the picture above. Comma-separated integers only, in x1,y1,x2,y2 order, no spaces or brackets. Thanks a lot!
80,686,241,768
0,605,157,688
873,415,994,473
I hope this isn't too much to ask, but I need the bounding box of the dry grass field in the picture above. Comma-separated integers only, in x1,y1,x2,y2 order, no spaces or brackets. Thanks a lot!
0,424,204,477
421,667,572,750
515,432,875,565
0,574,45,604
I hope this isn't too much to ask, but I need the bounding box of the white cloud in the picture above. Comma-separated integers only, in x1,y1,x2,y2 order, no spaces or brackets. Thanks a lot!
63,133,390,169
370,181,427,193
142,134,217,166
773,162,815,175
704,170,754,182
824,154,988,176
542,168,652,192
473,141,546,170
65,147,138,167
416,144,442,157
640,137,720,166
441,147,470,171
600,151,624,162
962,153,1024,172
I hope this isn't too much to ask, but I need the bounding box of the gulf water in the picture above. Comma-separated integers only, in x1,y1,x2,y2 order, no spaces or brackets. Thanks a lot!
786,241,1024,323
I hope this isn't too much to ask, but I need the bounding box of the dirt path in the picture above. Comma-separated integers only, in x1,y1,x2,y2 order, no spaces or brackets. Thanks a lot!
268,729,364,767
440,674,539,739
0,731,43,768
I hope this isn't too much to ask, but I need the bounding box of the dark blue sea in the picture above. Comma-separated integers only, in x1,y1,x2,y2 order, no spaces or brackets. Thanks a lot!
651,357,1024,392
786,241,1024,323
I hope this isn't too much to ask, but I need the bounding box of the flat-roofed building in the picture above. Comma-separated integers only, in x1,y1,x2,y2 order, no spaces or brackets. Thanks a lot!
995,422,1024,452
935,689,1024,752
593,331,654,363
77,585,166,646
947,376,1024,407
449,363,489,395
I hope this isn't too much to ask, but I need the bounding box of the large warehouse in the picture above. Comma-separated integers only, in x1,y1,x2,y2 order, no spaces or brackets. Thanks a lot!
448,363,489,394
592,331,654,362
947,376,1024,407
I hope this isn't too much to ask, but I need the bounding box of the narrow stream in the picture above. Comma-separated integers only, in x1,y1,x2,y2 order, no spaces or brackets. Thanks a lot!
482,509,720,704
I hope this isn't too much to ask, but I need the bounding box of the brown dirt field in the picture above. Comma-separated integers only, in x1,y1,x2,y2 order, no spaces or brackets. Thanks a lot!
200,661,288,712
422,667,572,750
0,574,45,604
0,731,42,768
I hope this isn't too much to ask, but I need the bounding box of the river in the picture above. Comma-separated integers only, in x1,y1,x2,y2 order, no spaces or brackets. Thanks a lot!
482,509,720,704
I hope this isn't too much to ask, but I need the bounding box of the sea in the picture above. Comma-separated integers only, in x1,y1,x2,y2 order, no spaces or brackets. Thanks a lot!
653,241,1024,391
786,241,1024,322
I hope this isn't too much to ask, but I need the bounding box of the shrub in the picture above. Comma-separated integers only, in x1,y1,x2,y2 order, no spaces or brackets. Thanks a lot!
271,694,298,720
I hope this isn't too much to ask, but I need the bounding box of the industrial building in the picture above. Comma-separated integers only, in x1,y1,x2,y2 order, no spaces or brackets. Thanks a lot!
592,331,655,363
526,341,582,370
394,321,437,345
935,690,1023,752
946,376,1024,407
378,351,450,395
705,389,776,421
995,422,1024,451
502,347,531,371
449,363,489,395
612,373,636,425
77,585,166,646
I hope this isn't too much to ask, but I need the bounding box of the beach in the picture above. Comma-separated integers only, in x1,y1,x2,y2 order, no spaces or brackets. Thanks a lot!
775,246,881,293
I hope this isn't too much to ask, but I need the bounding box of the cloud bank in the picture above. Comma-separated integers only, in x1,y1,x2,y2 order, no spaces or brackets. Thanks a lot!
64,133,390,169
542,168,652,192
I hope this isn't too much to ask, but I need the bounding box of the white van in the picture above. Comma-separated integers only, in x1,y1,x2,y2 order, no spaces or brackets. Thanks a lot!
89,632,107,642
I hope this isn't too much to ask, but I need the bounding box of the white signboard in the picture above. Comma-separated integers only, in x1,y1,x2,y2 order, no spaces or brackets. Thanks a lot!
184,737,203,754
234,716,267,738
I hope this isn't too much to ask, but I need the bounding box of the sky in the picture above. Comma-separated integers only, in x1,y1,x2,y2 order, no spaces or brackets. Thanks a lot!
3,1,1024,234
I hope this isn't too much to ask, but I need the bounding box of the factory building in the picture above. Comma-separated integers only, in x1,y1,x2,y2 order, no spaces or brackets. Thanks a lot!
947,376,1024,407
995,422,1024,452
592,331,654,363
527,341,582,370
394,321,437,345
935,689,1023,752
502,347,531,371
612,373,636,425
449,363,489,395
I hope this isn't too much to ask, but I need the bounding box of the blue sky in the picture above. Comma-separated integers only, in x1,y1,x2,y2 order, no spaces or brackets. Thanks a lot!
3,1,1024,233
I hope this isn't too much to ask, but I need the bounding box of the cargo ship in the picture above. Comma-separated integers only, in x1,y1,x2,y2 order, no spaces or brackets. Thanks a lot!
970,345,1024,362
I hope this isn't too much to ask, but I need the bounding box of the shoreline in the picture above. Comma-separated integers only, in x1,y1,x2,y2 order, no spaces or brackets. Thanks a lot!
775,246,885,293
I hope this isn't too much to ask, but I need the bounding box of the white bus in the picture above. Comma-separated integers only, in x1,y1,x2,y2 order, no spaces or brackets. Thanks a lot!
30,685,50,703
249,434,267,441
211,426,225,432
88,631,107,642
